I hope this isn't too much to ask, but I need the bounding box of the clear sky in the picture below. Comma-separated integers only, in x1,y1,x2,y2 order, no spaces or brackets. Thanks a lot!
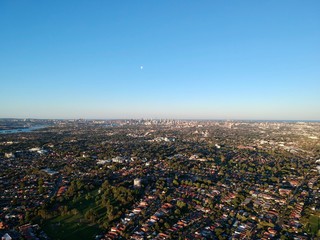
0,1,319,120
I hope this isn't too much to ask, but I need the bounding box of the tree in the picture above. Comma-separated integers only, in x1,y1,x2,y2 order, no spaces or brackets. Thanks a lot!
38,178,44,194
85,209,96,222
164,222,170,229
173,179,179,186
174,209,181,216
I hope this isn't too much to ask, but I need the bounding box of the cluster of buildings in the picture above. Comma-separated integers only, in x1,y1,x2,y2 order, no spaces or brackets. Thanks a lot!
0,119,319,239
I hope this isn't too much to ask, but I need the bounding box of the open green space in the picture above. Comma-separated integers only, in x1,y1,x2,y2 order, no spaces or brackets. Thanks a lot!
309,214,320,235
42,216,100,240
42,190,105,240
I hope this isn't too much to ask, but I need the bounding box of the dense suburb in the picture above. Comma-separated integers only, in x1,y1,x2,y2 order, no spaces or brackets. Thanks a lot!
0,119,319,239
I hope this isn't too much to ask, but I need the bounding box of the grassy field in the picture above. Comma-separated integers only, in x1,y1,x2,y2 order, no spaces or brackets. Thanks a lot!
43,215,100,240
42,190,105,240
309,214,320,235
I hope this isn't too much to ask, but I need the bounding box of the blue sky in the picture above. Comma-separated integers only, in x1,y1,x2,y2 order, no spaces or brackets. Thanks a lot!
0,1,319,120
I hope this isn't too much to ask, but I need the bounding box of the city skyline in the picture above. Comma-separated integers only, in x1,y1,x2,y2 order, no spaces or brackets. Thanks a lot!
1,1,319,120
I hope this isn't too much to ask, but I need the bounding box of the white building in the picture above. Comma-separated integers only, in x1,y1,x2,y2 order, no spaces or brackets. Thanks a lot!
134,178,142,188
5,153,14,158
2,233,12,240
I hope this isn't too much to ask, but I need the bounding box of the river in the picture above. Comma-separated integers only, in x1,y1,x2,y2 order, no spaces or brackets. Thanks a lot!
0,125,49,134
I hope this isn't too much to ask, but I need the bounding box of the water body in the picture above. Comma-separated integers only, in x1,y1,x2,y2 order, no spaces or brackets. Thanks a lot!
0,125,49,134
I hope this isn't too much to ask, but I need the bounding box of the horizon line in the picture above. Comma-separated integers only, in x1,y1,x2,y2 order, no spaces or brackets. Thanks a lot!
0,117,319,122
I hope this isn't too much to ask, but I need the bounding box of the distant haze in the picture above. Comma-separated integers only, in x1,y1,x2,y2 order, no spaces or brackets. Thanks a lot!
0,1,319,120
